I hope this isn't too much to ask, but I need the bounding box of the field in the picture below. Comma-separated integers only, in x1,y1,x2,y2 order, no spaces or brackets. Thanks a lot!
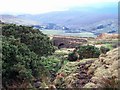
40,29,96,37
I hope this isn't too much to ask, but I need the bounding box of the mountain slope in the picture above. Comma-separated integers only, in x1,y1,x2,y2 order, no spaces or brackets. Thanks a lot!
16,4,117,28
0,15,39,25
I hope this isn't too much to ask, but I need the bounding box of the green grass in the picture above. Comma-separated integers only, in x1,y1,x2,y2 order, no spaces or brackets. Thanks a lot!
40,30,64,35
103,44,113,50
40,30,96,37
94,39,119,45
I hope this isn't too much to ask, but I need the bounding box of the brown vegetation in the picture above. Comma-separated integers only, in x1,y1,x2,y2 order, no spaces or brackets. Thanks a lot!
96,33,120,40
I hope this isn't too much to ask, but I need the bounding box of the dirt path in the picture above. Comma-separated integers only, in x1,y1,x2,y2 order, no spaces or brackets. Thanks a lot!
75,60,94,88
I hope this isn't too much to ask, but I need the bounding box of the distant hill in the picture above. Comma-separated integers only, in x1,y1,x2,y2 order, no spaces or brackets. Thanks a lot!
83,19,118,35
0,15,39,25
16,4,117,28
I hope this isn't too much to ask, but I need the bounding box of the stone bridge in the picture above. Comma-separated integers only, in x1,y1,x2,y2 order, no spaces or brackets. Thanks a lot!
52,36,88,48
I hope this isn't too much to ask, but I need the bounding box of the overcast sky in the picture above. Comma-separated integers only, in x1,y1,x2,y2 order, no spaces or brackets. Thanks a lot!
0,0,118,15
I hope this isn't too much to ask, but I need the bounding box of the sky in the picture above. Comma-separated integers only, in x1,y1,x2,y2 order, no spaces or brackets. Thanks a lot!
0,0,119,15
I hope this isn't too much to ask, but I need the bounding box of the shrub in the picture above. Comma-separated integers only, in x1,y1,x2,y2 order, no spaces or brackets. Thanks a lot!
2,24,55,57
68,52,78,61
2,36,46,88
40,56,61,79
77,45,100,59
100,46,110,54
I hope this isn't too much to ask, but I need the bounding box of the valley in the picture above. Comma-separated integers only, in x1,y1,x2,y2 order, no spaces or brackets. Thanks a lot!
0,3,118,36
1,22,120,89
1,1,119,89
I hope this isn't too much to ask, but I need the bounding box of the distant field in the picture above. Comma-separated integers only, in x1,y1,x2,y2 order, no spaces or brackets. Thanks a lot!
40,30,96,37
40,30,64,35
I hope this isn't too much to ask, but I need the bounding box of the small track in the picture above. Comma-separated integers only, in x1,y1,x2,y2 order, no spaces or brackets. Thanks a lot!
75,60,94,88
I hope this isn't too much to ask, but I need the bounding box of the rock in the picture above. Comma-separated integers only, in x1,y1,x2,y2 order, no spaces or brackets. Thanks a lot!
83,82,97,88
91,77,99,84
109,61,118,71
112,70,118,78
87,67,96,75
34,81,41,88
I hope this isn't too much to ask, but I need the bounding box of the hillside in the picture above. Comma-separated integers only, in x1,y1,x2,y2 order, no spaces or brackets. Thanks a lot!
54,47,119,88
16,4,117,28
84,47,119,88
0,15,39,25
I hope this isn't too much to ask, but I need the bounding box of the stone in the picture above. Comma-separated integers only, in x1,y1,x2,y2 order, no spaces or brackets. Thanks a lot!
83,82,96,88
